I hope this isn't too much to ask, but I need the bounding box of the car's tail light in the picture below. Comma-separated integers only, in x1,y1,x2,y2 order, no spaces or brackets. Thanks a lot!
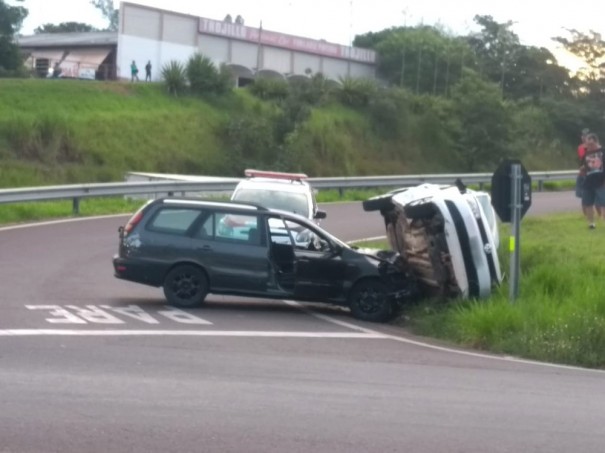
123,211,144,235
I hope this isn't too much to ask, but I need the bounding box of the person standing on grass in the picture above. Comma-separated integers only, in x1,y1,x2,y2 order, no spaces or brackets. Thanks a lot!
575,128,590,200
130,60,139,82
580,133,605,229
145,60,152,82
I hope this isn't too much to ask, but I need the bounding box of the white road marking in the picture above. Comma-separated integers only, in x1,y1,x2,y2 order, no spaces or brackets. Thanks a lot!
0,329,388,338
25,304,213,325
284,300,378,334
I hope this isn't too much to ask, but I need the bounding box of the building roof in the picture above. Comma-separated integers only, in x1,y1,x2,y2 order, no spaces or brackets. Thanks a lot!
16,32,117,48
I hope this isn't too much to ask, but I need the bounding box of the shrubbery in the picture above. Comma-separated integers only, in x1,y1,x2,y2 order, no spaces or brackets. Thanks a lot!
161,60,187,96
161,53,233,98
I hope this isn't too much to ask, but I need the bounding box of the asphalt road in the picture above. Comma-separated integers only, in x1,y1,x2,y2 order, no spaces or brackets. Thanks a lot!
1,190,603,453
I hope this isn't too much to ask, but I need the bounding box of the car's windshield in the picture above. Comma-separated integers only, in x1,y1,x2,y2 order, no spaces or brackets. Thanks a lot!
233,188,309,218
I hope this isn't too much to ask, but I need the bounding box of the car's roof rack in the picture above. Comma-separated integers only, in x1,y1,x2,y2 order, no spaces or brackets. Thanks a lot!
244,169,308,182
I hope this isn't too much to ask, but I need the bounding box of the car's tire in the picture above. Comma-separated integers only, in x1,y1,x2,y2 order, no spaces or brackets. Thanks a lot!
348,279,394,323
362,194,393,212
163,264,209,308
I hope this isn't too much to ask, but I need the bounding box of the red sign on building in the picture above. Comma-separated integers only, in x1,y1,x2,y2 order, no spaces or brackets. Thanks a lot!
198,18,376,64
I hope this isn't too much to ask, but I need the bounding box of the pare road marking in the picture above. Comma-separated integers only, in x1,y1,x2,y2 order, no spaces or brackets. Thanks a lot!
25,304,213,325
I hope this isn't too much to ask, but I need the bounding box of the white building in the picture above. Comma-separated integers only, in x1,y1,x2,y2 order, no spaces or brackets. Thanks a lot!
117,2,376,84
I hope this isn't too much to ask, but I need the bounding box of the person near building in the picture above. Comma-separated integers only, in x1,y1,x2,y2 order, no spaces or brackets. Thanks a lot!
580,133,605,229
130,60,139,82
145,60,152,82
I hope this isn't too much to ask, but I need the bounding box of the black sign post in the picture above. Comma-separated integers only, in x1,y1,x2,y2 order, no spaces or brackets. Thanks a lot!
491,160,532,302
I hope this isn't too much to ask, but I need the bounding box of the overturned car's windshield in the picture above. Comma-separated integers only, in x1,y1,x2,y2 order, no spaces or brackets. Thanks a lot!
233,188,309,218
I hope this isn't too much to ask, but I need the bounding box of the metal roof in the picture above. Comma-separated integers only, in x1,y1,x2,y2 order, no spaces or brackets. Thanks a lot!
16,32,117,48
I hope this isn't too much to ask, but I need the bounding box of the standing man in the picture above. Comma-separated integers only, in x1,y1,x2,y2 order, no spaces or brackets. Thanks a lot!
145,60,152,82
580,133,605,229
130,60,139,82
575,128,590,200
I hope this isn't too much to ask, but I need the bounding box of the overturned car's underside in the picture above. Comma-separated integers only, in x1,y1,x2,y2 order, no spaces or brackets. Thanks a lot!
363,183,502,300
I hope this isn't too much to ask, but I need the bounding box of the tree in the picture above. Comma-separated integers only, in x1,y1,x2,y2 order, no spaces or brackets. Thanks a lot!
467,15,521,98
0,0,28,71
553,30,605,76
34,22,98,34
504,46,571,100
553,29,605,101
90,0,118,31
449,69,512,171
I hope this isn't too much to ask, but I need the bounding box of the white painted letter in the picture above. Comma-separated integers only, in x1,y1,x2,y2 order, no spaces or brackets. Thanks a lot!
101,305,160,324
157,307,213,325
26,305,87,324
65,306,124,324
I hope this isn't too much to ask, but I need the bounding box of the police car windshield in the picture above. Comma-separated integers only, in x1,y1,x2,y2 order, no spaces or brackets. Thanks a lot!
233,188,310,218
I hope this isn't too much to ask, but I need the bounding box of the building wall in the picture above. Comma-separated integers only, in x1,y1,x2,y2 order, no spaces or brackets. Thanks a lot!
163,14,198,46
231,41,258,69
263,47,292,74
118,2,376,82
198,35,230,67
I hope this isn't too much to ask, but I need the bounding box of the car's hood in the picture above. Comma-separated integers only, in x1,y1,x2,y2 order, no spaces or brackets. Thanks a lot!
355,247,400,263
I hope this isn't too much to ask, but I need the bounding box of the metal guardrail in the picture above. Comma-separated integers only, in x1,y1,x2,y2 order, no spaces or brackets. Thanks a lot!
0,170,577,213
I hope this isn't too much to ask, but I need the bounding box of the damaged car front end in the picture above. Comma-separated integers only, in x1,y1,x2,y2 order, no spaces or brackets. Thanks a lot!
363,183,502,301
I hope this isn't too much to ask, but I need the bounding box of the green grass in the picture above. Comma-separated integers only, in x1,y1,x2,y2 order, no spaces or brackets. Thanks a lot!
0,197,142,225
0,79,250,187
355,214,605,369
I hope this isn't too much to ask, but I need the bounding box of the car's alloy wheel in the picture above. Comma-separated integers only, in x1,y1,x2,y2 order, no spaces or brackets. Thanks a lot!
349,280,393,322
163,264,208,308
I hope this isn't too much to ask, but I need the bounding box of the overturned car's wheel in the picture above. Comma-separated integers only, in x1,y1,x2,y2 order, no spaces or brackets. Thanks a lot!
362,194,394,212
163,264,208,308
348,280,394,323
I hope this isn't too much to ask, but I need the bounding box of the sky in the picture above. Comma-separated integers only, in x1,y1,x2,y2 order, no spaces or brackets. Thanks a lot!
16,0,602,71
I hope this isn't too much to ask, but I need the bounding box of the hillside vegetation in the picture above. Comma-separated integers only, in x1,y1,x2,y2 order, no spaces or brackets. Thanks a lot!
0,76,577,189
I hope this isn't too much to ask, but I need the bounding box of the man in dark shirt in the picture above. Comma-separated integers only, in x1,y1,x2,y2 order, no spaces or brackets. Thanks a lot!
580,133,605,229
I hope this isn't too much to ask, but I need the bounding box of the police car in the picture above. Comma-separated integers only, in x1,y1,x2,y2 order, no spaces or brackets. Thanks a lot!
231,169,326,222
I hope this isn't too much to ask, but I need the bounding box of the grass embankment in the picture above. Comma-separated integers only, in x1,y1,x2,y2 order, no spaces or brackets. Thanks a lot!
0,79,231,187
0,78,418,188
357,213,605,369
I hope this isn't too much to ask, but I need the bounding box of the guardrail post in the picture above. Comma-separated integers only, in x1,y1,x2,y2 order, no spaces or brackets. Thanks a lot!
338,187,344,198
72,197,80,215
538,180,544,192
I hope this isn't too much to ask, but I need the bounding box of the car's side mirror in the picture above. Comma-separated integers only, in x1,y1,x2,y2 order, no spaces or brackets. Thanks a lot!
314,210,327,220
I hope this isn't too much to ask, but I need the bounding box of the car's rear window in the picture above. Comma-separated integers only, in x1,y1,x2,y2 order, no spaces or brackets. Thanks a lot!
147,208,203,235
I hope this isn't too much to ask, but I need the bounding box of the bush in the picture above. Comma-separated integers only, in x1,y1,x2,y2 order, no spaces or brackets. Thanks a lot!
334,77,378,108
248,77,290,101
186,53,233,97
161,60,187,96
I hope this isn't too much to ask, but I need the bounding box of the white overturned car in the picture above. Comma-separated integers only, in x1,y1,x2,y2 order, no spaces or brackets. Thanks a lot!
363,182,502,300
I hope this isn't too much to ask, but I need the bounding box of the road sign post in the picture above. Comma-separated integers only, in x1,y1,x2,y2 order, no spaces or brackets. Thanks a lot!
509,163,522,300
491,160,532,303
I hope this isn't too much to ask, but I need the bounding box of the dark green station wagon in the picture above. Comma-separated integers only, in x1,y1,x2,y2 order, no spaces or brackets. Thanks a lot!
113,198,417,322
